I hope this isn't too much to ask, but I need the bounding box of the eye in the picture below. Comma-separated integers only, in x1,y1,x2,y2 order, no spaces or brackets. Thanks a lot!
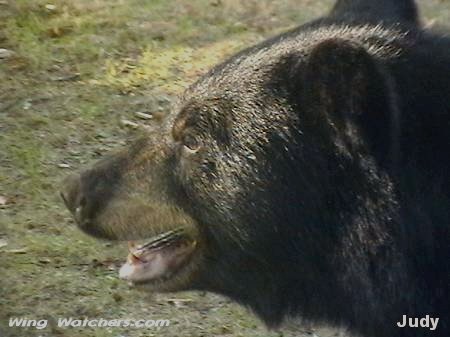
182,135,201,155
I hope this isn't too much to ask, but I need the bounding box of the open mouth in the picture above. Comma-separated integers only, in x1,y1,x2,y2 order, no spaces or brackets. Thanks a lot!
119,228,197,284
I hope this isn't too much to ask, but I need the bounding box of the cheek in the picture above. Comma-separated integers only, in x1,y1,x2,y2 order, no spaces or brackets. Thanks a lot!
176,151,206,187
178,154,192,176
200,160,217,180
178,147,217,180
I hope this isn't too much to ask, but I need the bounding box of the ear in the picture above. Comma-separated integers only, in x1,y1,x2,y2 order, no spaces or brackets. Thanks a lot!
301,38,399,168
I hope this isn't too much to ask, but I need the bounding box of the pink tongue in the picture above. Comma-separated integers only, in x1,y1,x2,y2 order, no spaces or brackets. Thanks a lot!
119,251,169,282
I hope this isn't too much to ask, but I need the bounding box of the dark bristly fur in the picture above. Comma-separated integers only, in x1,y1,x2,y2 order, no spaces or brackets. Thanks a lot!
62,1,449,336
330,0,419,26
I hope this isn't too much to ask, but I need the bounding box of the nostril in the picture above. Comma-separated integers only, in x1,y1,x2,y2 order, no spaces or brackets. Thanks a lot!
61,173,83,213
73,196,87,223
62,171,110,226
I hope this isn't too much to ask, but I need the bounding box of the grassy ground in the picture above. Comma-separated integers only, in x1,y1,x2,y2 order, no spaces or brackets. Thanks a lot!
0,1,448,336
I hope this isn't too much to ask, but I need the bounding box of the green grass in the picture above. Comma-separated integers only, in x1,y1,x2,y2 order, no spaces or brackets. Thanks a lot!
0,0,448,336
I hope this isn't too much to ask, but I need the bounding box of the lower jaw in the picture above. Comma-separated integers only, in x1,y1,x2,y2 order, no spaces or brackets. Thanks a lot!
121,254,193,285
124,255,202,294
118,231,199,287
126,263,191,290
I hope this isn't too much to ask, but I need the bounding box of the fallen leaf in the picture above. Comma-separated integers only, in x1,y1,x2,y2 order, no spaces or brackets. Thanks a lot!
134,111,153,120
51,73,80,81
45,4,56,11
112,293,123,302
121,119,140,129
6,248,28,254
0,239,8,248
0,48,15,60
47,26,72,38
166,298,194,308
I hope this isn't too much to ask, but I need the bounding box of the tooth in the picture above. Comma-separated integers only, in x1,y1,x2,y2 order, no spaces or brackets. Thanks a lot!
140,228,185,251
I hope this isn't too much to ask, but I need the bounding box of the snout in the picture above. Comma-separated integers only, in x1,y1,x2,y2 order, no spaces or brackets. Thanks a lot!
60,159,122,230
60,173,85,224
60,138,184,241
